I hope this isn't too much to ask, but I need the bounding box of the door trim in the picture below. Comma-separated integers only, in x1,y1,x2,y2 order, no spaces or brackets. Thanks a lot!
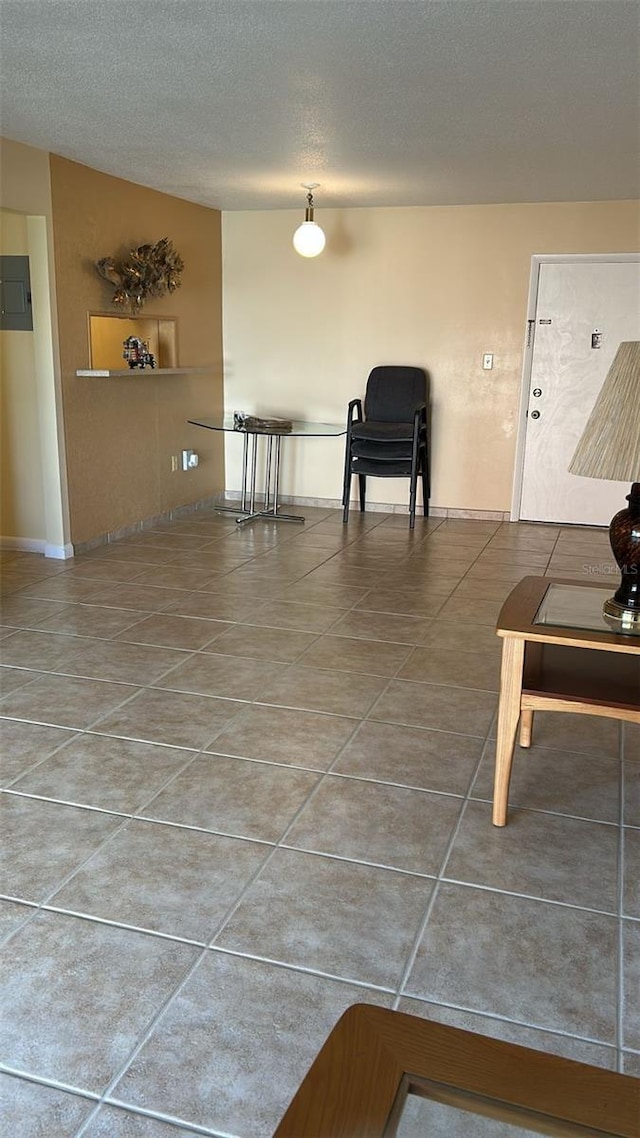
510,252,640,522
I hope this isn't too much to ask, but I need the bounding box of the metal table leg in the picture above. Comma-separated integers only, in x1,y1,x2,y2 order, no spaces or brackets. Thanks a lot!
234,431,305,525
214,432,253,519
269,434,304,522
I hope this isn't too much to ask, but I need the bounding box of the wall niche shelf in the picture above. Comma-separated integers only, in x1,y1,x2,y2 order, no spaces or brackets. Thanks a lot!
83,313,210,377
76,367,210,377
89,313,177,368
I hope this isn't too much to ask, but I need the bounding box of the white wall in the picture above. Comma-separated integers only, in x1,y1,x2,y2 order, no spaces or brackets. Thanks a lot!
222,200,640,513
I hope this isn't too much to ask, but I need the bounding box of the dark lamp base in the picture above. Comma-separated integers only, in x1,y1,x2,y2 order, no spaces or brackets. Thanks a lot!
603,596,640,634
605,481,640,636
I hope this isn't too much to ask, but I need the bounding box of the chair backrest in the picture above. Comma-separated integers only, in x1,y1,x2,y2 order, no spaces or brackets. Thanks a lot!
364,366,427,422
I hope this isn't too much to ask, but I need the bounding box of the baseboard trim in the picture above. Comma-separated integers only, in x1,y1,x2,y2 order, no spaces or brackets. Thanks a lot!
45,543,75,560
1,536,76,559
1,536,47,555
70,492,511,554
219,491,510,522
72,495,221,555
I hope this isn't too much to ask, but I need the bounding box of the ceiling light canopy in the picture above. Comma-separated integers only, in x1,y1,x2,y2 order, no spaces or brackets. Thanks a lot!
293,183,325,258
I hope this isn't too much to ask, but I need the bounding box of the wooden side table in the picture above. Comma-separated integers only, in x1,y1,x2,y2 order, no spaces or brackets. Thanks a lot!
493,577,640,827
273,1004,639,1137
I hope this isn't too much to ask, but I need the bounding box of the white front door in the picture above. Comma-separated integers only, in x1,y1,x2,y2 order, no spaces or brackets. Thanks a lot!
519,259,640,526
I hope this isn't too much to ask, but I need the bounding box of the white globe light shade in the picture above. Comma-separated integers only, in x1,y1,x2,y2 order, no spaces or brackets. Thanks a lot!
293,221,326,258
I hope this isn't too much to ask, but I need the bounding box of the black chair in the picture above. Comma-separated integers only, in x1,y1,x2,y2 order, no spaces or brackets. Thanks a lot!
342,365,430,528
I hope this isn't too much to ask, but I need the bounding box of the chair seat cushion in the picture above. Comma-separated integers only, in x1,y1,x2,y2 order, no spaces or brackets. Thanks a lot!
351,421,415,442
351,456,416,477
351,439,417,460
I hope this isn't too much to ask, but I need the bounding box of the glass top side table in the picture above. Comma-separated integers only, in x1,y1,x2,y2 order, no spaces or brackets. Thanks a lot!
535,581,639,635
493,576,640,826
188,414,345,524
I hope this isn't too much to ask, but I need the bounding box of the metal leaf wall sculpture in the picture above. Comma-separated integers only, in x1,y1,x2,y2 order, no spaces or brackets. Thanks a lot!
95,238,184,312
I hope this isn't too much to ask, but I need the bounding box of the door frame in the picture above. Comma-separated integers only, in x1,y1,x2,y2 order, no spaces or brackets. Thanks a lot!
510,252,640,522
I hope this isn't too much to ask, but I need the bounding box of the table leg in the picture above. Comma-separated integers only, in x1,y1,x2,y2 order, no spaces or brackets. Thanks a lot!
264,435,274,511
492,636,525,827
233,432,305,525
249,434,258,512
273,435,281,516
241,432,249,511
268,432,302,521
519,709,534,748
215,433,253,519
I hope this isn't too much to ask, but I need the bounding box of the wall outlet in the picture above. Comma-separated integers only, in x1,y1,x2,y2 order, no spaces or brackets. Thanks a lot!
170,455,179,472
182,449,199,471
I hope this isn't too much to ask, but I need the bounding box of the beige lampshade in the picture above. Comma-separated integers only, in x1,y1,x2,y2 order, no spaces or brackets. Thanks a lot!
569,341,640,482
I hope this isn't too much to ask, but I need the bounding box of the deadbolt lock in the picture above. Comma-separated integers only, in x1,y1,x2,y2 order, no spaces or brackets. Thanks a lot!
532,388,542,397
530,410,541,420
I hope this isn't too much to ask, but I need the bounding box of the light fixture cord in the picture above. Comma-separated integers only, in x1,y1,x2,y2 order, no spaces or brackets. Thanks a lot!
305,191,315,223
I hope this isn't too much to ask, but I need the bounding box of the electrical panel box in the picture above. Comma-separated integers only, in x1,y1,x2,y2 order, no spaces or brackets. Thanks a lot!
0,256,33,331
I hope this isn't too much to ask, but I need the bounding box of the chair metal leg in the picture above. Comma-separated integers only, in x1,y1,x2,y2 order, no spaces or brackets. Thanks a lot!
342,472,351,523
358,474,366,512
421,458,430,517
409,442,419,529
418,435,430,517
342,438,353,523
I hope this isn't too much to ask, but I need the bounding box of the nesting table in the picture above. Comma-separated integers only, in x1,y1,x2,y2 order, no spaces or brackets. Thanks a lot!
493,576,640,826
188,414,345,524
273,1004,639,1137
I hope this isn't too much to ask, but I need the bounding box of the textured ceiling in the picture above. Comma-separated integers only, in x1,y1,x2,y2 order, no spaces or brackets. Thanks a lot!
1,0,639,211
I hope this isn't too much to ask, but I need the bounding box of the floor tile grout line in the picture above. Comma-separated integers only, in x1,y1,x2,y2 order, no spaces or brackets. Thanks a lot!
72,828,308,1128
616,721,626,1071
271,844,440,881
0,723,86,789
3,705,249,923
75,1095,231,1138
2,788,135,819
2,722,284,930
1,714,237,753
385,993,621,1054
197,687,374,947
0,1065,102,1105
0,899,41,948
390,717,498,1010
0,804,138,930
464,793,624,828
203,715,366,948
206,943,398,994
434,876,621,920
5,825,623,940
7,714,619,823
30,904,211,947
70,943,216,1136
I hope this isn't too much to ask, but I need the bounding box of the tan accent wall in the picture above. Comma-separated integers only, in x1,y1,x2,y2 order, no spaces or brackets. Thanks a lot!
49,156,224,544
222,201,640,512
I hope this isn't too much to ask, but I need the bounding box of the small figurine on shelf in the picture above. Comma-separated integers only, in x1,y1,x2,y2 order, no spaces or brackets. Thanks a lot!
122,336,156,370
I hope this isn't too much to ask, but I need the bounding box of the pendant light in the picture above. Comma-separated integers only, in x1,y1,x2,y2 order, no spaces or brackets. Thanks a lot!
293,183,326,258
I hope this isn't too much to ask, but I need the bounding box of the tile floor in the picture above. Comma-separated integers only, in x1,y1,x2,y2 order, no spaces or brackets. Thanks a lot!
1,507,638,1137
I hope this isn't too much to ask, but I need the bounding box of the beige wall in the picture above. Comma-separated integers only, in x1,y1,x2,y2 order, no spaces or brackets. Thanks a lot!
49,156,224,544
0,138,70,554
222,201,640,512
0,210,45,541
